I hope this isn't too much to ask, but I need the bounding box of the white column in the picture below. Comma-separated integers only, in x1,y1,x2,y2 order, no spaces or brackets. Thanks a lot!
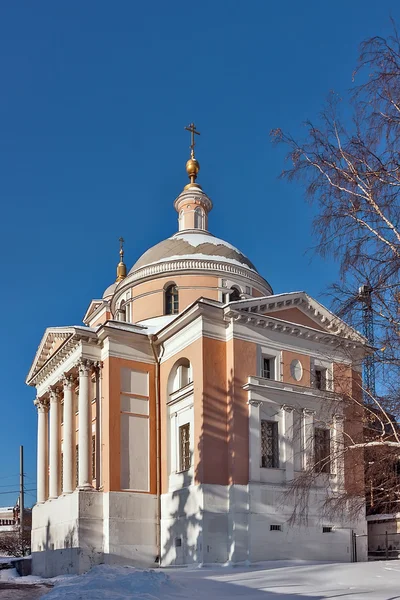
248,400,262,481
302,408,315,471
49,388,60,499
34,398,49,503
281,405,294,482
78,361,92,489
62,375,74,494
333,414,345,490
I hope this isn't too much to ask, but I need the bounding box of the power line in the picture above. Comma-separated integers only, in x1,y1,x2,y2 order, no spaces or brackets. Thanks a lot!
0,488,36,496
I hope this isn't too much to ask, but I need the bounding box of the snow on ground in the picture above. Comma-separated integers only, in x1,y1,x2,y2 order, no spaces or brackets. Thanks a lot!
5,560,400,599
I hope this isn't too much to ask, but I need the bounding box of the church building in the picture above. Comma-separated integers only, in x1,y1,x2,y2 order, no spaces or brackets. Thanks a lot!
27,125,368,576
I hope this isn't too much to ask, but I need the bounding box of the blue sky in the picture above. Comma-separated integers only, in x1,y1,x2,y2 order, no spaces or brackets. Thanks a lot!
0,1,398,506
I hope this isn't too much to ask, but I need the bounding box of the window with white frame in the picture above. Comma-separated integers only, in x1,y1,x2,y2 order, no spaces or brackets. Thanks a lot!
194,207,205,230
315,367,327,390
262,356,275,380
125,301,131,323
165,284,179,315
171,360,192,393
261,420,279,468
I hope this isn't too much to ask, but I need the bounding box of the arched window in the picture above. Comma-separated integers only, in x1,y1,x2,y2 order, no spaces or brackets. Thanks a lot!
117,301,126,321
179,209,184,231
194,207,205,230
165,284,179,315
230,287,241,302
168,358,193,394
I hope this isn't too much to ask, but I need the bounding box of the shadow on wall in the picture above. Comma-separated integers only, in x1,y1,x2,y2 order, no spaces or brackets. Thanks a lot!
33,514,102,577
162,369,246,565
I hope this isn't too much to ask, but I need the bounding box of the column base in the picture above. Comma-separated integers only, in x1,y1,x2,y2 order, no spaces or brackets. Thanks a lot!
78,484,94,491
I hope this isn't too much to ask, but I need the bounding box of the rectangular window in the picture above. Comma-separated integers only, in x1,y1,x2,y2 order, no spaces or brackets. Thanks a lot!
179,423,191,472
92,435,96,480
261,420,279,468
270,524,282,531
315,368,327,390
262,357,274,380
322,526,333,533
75,444,79,487
314,428,330,473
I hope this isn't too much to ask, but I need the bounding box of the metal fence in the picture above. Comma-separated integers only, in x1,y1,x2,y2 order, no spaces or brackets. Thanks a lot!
368,531,400,560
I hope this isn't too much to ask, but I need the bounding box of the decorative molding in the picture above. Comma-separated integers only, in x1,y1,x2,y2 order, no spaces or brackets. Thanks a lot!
248,399,262,408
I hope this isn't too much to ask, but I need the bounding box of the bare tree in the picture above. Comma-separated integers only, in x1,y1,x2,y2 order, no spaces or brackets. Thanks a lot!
0,530,31,558
271,22,400,518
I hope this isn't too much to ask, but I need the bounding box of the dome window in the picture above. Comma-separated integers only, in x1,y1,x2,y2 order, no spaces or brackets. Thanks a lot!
194,207,205,230
165,284,179,315
230,287,241,302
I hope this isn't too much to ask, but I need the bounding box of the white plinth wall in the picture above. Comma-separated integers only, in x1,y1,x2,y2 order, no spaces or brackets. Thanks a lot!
31,491,157,577
160,482,368,566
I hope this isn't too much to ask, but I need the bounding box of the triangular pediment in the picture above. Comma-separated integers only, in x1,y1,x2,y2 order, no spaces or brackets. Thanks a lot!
228,291,366,342
26,328,75,384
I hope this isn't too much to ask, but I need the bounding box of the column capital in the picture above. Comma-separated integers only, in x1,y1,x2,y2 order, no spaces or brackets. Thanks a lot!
303,408,316,416
49,388,61,403
34,397,49,412
77,359,93,377
333,413,344,421
62,374,74,389
248,399,262,408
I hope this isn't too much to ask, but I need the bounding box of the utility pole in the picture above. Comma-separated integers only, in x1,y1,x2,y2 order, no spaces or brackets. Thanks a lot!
19,445,24,554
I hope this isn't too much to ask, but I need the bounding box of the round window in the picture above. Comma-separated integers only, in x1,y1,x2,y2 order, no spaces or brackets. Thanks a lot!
290,359,303,382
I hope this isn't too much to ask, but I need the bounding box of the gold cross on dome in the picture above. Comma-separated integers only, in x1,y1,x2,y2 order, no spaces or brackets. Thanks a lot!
185,122,200,158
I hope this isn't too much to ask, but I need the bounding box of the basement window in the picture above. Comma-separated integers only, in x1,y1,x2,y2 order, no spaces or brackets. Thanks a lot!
270,524,282,531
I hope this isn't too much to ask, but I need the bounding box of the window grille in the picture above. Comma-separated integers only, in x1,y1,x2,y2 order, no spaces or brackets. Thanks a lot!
270,524,282,531
76,444,79,487
165,285,179,315
322,526,333,533
262,357,274,379
261,420,279,468
179,423,191,472
92,435,96,480
314,428,330,473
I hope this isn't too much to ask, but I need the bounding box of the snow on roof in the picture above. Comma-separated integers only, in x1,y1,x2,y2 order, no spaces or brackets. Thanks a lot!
130,231,259,273
172,231,241,252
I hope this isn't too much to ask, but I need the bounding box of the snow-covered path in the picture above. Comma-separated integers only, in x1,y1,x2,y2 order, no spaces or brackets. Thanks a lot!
167,561,400,600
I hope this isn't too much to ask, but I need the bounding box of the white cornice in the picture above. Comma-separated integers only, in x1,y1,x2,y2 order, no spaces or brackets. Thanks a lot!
224,308,366,351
